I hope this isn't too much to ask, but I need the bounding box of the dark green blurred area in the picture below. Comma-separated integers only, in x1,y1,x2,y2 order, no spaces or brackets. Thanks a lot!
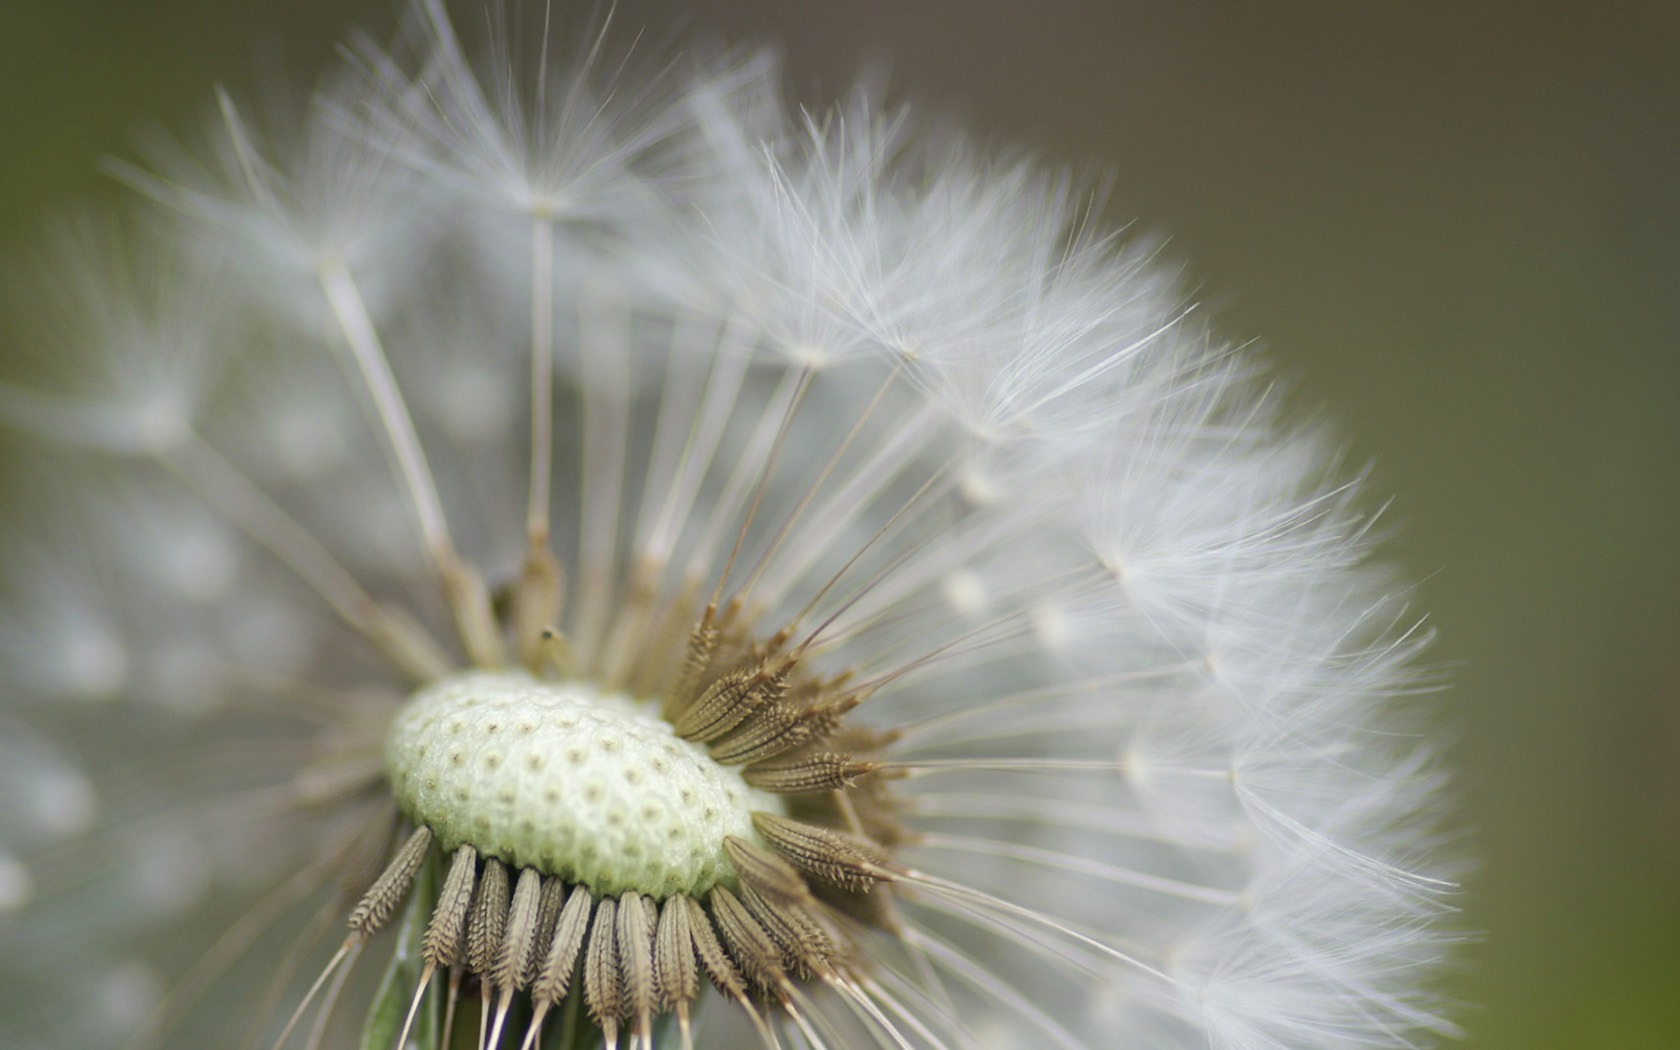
3,1,1677,1045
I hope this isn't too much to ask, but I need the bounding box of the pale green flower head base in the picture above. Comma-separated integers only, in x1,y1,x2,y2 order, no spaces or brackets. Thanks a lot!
0,0,1463,1048
384,672,789,900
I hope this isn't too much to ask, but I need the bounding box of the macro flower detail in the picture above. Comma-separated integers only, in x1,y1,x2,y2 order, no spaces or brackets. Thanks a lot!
0,2,1459,1049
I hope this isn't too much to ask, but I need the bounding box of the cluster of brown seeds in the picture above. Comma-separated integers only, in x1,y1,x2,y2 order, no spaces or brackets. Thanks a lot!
338,598,911,1048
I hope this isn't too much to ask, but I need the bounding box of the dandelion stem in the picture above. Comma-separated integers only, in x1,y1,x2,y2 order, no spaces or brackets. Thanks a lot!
317,259,452,570
527,213,555,544
320,259,503,666
573,278,635,659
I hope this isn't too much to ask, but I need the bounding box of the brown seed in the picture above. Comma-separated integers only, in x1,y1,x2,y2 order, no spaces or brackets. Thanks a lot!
743,753,879,793
525,875,568,988
422,844,478,968
492,866,544,992
724,836,812,905
531,884,593,1004
466,857,511,980
617,891,658,1039
584,895,622,1032
708,885,787,991
673,666,755,740
653,895,700,1014
752,812,894,892
737,883,835,980
716,691,863,765
681,894,748,1003
675,660,791,743
347,825,432,938
706,700,805,765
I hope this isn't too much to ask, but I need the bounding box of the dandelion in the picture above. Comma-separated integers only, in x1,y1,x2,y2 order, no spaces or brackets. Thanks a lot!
0,2,1460,1048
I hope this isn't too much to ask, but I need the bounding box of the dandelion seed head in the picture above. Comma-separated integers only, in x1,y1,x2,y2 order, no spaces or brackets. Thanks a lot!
0,2,1462,1048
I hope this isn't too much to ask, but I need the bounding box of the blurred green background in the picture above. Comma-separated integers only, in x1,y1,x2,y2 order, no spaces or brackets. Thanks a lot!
3,1,1676,1046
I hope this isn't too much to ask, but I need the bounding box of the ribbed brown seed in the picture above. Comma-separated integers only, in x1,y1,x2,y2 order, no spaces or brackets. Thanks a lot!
744,753,879,793
466,858,511,979
738,883,835,980
492,867,544,992
617,891,658,1037
672,666,752,739
714,693,863,766
532,885,593,1004
709,886,787,991
681,894,748,1003
583,896,622,1032
752,812,893,892
347,825,432,937
724,836,812,905
525,875,567,988
653,896,700,1014
707,700,806,765
423,844,478,968
674,661,790,743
